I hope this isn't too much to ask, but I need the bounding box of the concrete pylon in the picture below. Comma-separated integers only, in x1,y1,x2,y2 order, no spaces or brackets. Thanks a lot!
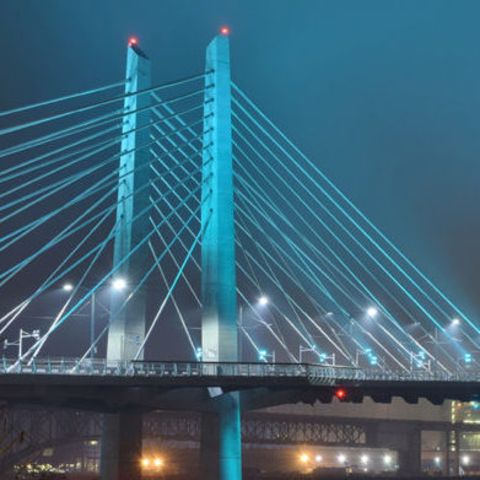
200,32,242,480
100,411,143,480
107,40,151,362
101,39,151,480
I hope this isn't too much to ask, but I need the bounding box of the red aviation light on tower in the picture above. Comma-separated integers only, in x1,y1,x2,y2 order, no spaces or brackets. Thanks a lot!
220,26,230,36
128,36,139,47
335,388,347,400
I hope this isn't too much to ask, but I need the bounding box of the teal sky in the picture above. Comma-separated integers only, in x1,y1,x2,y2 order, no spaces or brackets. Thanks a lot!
1,0,480,316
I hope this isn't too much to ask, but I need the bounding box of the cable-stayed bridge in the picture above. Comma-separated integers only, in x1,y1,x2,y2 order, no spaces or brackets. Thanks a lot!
1,31,479,479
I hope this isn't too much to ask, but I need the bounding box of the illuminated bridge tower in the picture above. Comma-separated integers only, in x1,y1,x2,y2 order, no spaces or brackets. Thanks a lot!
107,38,151,362
201,31,242,480
101,39,151,480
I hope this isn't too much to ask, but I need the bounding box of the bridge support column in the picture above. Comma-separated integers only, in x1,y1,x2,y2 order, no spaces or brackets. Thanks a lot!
397,429,422,476
106,39,151,362
101,40,150,480
447,429,460,475
100,411,142,480
200,394,242,480
200,32,242,480
372,422,422,476
200,412,220,479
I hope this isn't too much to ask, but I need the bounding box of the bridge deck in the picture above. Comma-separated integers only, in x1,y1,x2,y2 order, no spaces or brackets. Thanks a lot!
0,359,479,410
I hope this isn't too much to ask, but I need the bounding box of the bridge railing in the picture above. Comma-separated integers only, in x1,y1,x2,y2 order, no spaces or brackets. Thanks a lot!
1,357,479,383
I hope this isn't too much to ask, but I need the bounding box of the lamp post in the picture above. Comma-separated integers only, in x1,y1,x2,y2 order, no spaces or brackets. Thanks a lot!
3,329,41,359
410,350,432,372
258,349,275,363
355,348,380,367
238,295,270,361
63,278,127,359
299,345,336,365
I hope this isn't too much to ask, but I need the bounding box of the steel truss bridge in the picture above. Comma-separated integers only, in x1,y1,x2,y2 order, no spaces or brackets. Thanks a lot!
3,406,480,476
1,28,480,480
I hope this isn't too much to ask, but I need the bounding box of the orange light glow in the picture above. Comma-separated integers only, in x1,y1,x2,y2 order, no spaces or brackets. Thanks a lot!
299,453,310,464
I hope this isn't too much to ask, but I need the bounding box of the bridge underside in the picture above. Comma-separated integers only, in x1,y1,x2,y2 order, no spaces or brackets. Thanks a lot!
0,374,479,412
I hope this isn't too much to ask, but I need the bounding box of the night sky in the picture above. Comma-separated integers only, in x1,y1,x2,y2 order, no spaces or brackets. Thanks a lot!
2,0,480,320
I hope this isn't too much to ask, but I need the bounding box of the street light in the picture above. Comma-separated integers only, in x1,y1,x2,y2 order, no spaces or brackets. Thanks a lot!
258,349,275,362
112,277,127,291
383,454,392,466
299,453,310,464
367,306,378,318
337,454,347,464
299,345,336,365
238,295,271,361
62,278,128,359
356,348,380,368
410,350,431,372
360,454,369,465
452,317,461,326
257,295,269,307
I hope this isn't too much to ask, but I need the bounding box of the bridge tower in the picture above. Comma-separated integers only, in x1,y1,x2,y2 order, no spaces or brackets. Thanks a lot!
106,39,151,362
101,39,151,480
200,32,242,480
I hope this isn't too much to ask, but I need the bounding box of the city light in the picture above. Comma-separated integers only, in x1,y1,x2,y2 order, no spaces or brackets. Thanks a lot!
465,353,473,364
299,453,310,464
434,456,441,465
367,306,378,318
112,277,127,291
452,317,461,326
337,454,347,464
62,283,74,292
462,455,470,466
141,456,164,470
360,454,370,465
315,454,322,463
258,295,269,306
383,454,392,465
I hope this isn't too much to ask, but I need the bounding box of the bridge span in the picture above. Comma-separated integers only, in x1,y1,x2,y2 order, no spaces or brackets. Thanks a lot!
1,359,480,412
